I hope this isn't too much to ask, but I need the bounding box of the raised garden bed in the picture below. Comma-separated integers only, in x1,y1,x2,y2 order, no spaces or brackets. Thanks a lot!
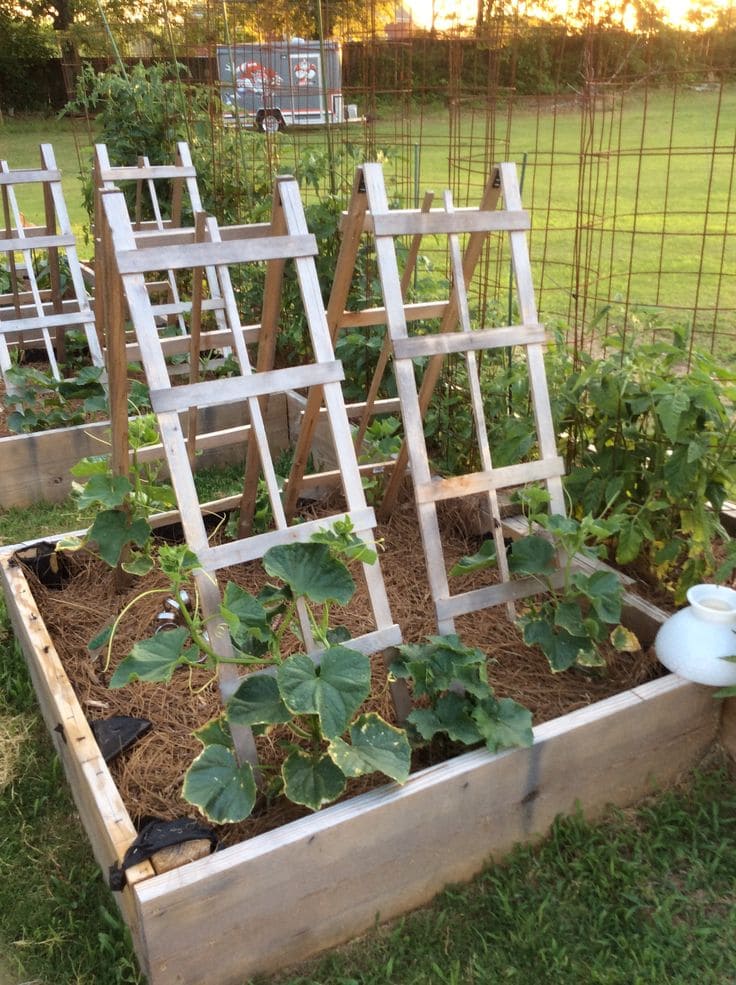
1,506,731,985
0,392,291,508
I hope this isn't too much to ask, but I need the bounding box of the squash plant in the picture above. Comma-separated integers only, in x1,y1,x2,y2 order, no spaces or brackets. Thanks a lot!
91,519,412,824
59,414,177,574
451,489,640,672
2,364,107,433
389,634,533,753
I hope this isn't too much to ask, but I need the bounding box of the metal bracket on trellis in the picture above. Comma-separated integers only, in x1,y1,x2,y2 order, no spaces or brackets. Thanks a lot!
100,174,409,766
0,143,105,392
299,161,568,635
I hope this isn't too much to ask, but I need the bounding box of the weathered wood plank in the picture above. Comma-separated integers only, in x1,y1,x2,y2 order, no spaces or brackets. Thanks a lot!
0,556,153,889
369,207,530,236
198,507,376,571
0,309,96,333
414,458,565,504
133,674,717,985
149,361,343,414
114,234,317,275
0,395,289,509
0,168,62,185
719,697,736,762
392,323,545,359
338,300,448,329
0,233,76,252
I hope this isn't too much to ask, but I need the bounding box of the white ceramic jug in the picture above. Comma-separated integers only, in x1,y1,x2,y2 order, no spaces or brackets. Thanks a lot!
655,583,736,686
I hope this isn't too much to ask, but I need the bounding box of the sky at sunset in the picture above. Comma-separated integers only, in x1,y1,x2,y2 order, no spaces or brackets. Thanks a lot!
402,0,732,32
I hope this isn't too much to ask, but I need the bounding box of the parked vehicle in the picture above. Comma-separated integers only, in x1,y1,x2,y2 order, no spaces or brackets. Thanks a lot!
216,38,355,132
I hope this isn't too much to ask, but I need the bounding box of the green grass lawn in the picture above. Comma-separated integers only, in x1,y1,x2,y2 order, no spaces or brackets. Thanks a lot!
0,115,95,258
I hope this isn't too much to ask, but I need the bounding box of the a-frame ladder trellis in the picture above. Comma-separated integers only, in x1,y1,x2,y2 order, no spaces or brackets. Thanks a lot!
0,143,104,389
318,162,568,635
101,177,408,766
94,141,232,362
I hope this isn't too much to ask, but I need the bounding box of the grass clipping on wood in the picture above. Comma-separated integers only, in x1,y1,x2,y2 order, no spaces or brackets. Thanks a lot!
25,502,662,844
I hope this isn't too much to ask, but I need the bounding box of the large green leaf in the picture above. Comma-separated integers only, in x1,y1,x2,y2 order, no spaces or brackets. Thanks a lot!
193,715,233,750
508,535,556,576
277,646,370,738
88,510,150,567
221,582,272,655
109,627,197,687
473,696,533,753
263,542,355,605
572,570,622,624
656,389,690,443
615,519,644,565
75,474,132,509
409,691,481,746
228,674,291,727
554,600,587,638
281,748,346,810
520,616,587,672
328,713,411,783
182,744,256,824
449,540,497,577
391,635,487,699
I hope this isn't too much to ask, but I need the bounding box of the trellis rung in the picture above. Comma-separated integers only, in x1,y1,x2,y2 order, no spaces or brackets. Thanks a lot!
0,309,95,334
1,233,76,252
115,234,317,275
369,208,530,237
0,169,62,185
97,164,198,181
392,323,545,360
197,507,377,572
149,360,344,414
435,569,568,621
414,457,565,505
339,300,449,330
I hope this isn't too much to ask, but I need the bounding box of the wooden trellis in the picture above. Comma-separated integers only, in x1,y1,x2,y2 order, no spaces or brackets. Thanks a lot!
93,142,233,365
100,177,407,763
0,143,104,390
94,141,276,474
305,161,567,635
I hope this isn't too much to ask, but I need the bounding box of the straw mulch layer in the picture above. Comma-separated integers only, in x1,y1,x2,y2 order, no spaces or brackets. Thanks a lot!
23,502,664,847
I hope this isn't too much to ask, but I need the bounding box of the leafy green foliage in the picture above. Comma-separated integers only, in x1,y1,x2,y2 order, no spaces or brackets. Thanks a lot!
263,542,356,606
390,635,533,754
102,519,411,821
556,323,736,601
182,744,257,825
60,414,176,572
451,495,640,673
2,364,107,433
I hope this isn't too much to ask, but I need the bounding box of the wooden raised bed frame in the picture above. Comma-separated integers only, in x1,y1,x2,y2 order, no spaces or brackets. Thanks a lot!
2,538,734,985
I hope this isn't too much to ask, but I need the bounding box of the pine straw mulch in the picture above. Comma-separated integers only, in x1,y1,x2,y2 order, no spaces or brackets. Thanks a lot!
22,500,664,848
